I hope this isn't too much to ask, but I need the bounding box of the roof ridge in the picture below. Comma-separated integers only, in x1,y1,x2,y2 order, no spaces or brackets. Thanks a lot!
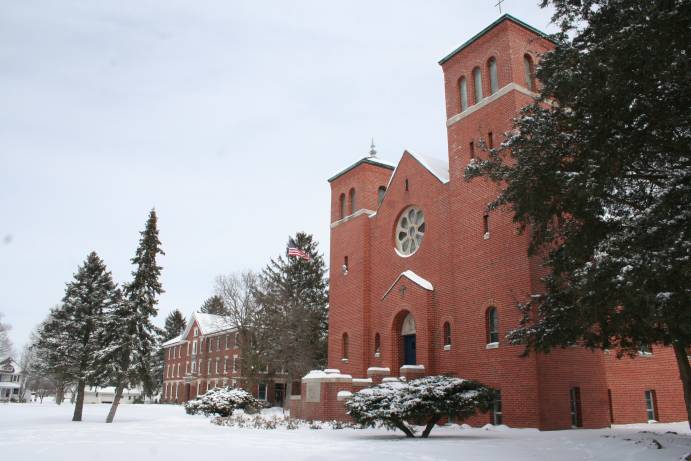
438,14,555,65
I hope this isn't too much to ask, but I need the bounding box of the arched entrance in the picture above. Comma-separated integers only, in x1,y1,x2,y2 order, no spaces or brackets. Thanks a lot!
401,313,416,365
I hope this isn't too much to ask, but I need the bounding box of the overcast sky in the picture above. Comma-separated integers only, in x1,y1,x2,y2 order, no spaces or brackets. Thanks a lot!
0,0,556,351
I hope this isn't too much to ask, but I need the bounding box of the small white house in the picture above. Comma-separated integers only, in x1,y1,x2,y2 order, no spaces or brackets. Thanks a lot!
0,358,23,402
82,386,143,404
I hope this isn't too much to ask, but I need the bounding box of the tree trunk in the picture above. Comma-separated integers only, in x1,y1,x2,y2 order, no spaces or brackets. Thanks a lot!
72,380,86,422
105,382,125,423
284,376,293,412
55,385,64,405
392,418,415,438
421,415,441,438
672,341,691,430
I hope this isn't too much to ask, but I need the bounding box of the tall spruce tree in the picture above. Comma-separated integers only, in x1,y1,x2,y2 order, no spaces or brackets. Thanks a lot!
466,0,691,426
199,295,226,315
163,309,186,340
100,209,164,423
254,232,328,406
36,252,118,421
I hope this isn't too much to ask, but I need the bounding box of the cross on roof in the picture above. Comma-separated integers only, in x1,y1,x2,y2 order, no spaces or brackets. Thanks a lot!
495,0,505,14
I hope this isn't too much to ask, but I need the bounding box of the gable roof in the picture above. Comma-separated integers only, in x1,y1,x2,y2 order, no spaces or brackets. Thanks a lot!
385,150,449,193
328,156,396,183
382,270,434,299
164,312,236,347
438,14,556,65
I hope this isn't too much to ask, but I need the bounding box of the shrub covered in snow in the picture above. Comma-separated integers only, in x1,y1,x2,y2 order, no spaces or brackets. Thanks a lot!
184,387,262,417
345,376,494,438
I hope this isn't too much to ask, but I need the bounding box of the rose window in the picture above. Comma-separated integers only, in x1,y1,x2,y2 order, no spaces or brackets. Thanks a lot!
395,207,425,256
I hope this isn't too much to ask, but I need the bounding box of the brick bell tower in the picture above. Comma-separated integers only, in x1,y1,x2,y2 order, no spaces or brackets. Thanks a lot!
326,142,394,378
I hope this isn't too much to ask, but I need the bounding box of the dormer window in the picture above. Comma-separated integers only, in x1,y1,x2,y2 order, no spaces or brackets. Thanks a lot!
193,327,198,337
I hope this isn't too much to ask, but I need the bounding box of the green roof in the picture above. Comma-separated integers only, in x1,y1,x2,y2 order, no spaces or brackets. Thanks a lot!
438,14,555,65
327,157,395,183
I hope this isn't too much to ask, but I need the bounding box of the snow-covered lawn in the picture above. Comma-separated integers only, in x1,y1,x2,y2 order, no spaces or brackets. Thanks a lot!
1,403,689,461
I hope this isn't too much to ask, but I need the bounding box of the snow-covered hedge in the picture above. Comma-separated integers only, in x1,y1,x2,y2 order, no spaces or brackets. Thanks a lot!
345,375,494,438
184,387,262,417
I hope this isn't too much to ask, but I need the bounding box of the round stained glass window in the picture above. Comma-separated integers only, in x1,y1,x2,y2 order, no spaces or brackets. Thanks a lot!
395,206,425,256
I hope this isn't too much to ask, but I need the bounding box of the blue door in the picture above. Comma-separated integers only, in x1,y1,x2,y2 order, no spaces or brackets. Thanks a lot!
403,334,416,365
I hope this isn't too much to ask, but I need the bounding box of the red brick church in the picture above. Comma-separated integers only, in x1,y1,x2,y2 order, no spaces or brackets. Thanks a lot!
290,14,686,429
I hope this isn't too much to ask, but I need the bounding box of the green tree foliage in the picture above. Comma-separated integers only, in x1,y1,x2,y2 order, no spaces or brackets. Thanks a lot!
35,252,119,421
346,376,494,438
100,209,165,423
163,309,187,341
466,0,691,426
253,232,328,404
199,295,226,315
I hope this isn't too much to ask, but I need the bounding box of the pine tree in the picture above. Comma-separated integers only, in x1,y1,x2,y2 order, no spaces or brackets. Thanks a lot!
199,295,226,315
163,309,186,341
466,0,691,427
0,313,13,359
101,209,164,423
254,232,328,406
35,252,118,421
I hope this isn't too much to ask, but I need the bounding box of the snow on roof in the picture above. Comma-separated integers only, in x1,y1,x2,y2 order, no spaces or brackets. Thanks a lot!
383,150,449,196
382,270,434,299
327,155,396,183
162,336,183,347
407,151,449,183
177,312,236,343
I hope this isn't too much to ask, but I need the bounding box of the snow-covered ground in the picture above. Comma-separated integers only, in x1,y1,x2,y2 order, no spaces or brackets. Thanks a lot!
0,403,689,461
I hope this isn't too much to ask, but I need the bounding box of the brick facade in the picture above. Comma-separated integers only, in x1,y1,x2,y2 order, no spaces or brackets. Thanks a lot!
291,14,686,429
161,312,287,406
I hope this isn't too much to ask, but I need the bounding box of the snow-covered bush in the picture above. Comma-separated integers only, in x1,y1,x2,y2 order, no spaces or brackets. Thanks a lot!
345,376,494,438
184,387,262,417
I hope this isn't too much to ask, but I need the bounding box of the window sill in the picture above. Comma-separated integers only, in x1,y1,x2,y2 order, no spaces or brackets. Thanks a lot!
341,358,349,363
443,344,451,351
483,232,490,240
374,352,381,358
486,342,499,349
638,352,653,357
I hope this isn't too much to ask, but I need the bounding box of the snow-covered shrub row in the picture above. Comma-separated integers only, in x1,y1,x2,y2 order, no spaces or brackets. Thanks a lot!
345,375,495,438
211,413,362,430
184,387,262,417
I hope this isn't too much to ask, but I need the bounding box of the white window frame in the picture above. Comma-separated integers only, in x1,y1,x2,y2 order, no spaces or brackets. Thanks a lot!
258,383,267,401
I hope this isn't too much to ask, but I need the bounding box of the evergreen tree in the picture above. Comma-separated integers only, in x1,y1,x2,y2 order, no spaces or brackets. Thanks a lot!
35,252,118,421
0,313,13,359
466,0,691,426
199,295,226,316
253,232,328,406
163,309,186,341
100,209,164,423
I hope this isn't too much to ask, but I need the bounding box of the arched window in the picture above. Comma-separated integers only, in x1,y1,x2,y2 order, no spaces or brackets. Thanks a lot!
473,67,483,103
339,193,346,219
487,307,499,344
443,322,452,347
523,54,535,91
234,332,240,347
349,188,356,215
374,333,381,355
377,186,386,205
459,76,468,111
488,57,498,94
342,333,349,359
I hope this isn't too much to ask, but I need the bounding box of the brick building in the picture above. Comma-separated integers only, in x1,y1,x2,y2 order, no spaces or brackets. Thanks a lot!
161,312,288,406
290,14,686,429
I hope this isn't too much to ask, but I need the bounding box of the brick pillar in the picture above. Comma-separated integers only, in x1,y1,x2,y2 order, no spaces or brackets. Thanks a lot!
400,364,426,381
367,367,391,385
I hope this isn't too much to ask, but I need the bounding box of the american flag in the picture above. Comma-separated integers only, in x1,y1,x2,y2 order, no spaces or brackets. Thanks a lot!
286,237,310,260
